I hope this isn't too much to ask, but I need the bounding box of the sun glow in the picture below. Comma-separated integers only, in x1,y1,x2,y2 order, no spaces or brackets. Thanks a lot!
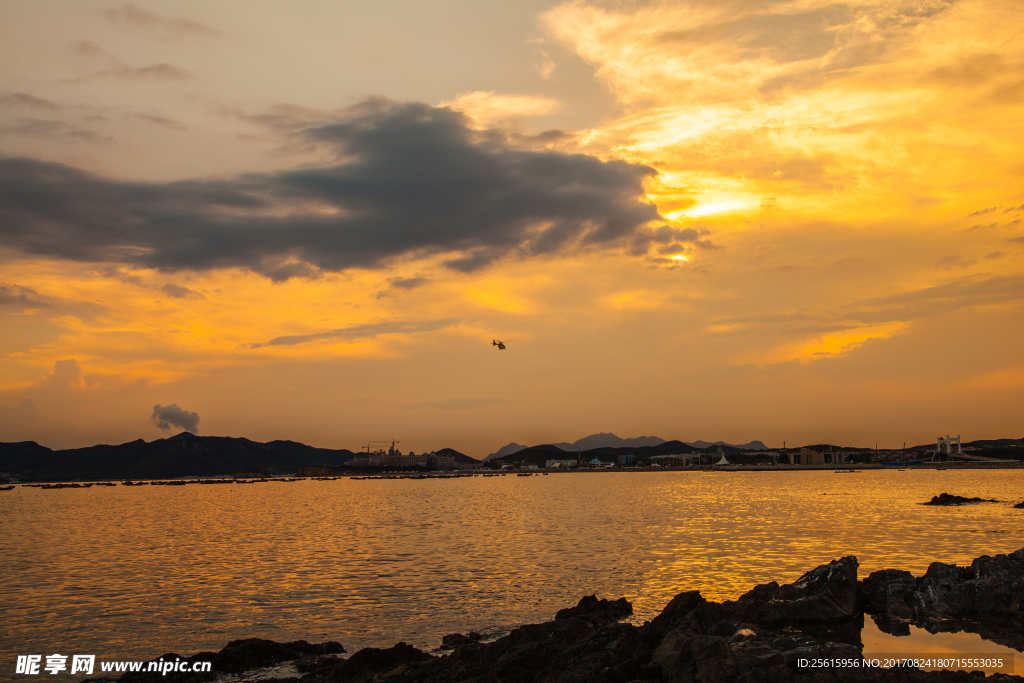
670,254,689,261
679,199,750,219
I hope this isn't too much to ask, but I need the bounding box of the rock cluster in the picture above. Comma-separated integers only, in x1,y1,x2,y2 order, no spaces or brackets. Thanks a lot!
85,549,1024,683
863,549,1024,651
923,493,998,506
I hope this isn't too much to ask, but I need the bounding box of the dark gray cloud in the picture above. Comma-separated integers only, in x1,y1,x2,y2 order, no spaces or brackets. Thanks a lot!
715,275,1024,331
74,41,106,58
0,119,113,144
151,403,199,432
134,113,186,129
160,283,203,299
967,206,999,218
930,53,1005,85
243,317,459,349
376,275,429,299
95,62,193,81
391,276,429,290
0,283,49,309
105,4,221,38
937,254,975,270
0,93,60,110
61,60,194,84
0,101,664,280
0,398,38,420
421,397,506,410
0,282,106,318
842,275,1024,322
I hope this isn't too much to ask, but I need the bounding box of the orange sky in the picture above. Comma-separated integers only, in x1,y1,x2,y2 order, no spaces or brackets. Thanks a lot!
1,0,1022,454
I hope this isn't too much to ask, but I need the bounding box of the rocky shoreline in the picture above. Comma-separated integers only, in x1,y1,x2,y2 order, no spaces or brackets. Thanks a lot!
86,548,1024,683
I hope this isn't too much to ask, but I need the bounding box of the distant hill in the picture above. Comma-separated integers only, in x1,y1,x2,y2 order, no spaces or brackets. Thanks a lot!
493,440,709,467
550,433,666,451
262,440,357,466
685,440,768,451
492,444,570,467
0,433,365,481
435,448,479,465
485,434,771,460
484,442,529,461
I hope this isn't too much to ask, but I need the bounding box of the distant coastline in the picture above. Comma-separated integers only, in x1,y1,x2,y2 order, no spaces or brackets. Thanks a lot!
2,432,1022,482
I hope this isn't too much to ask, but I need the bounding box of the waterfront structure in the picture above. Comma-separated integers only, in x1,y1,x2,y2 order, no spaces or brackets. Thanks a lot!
937,435,962,455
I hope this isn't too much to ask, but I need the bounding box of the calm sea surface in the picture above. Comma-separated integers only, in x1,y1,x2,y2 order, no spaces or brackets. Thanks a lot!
2,470,1023,668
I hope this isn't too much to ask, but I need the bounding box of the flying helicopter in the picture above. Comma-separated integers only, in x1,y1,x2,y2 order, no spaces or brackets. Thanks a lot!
492,339,506,350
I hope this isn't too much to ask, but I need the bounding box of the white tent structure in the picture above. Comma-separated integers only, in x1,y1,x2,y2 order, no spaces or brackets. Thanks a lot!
716,454,731,465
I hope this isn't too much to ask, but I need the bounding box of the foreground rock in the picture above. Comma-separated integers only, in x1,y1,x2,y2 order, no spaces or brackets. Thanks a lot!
1015,500,1024,509
87,549,1024,683
924,493,998,506
862,548,1024,651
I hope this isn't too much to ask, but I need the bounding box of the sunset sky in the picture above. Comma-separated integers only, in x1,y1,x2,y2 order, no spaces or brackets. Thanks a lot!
1,0,1021,455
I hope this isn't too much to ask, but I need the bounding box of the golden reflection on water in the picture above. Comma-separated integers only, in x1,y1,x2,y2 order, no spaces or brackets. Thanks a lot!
1,470,1022,662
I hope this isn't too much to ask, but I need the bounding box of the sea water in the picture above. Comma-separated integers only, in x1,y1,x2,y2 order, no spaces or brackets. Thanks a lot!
2,469,1022,668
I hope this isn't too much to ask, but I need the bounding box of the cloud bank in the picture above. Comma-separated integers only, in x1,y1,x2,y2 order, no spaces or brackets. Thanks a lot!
0,101,664,280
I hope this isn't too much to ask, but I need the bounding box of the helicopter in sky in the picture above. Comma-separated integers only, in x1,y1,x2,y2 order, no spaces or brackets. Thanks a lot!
492,339,506,350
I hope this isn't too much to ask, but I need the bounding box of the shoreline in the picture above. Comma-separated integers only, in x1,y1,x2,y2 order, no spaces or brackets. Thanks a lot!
83,548,1024,683
6,461,1023,485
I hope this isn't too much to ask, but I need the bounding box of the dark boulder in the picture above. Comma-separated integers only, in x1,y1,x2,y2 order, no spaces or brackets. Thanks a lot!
861,568,917,619
554,594,633,625
924,493,997,506
735,555,862,627
646,590,710,637
299,642,432,683
1014,500,1024,509
438,632,481,650
207,639,345,673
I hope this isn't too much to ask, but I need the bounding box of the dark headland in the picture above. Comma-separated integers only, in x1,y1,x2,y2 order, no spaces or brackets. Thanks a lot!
84,547,1024,683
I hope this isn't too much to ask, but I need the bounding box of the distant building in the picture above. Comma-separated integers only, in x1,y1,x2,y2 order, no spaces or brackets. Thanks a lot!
617,454,635,466
797,448,843,465
800,447,822,465
545,459,577,469
650,454,691,465
349,451,455,469
431,453,456,469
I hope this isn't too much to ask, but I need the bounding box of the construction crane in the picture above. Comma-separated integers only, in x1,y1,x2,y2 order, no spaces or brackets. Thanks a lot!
365,440,400,456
